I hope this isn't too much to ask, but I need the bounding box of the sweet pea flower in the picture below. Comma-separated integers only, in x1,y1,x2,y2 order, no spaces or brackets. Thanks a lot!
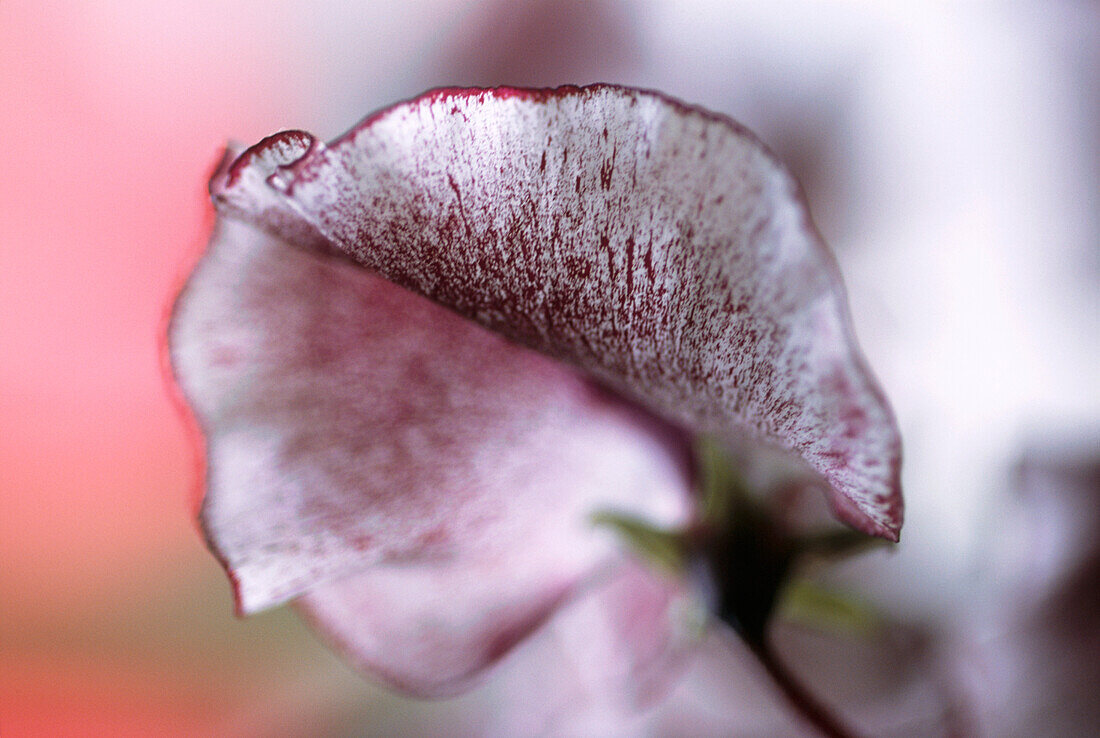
949,432,1100,736
169,85,901,703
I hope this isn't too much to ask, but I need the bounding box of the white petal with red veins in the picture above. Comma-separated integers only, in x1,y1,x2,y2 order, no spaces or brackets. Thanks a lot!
219,85,903,538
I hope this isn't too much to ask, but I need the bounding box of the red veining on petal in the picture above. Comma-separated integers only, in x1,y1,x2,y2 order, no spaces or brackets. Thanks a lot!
219,85,901,538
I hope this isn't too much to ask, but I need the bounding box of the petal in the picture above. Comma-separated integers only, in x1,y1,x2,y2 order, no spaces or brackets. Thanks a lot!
474,558,701,735
218,85,903,538
298,555,696,700
952,432,1100,736
169,214,693,679
295,553,572,697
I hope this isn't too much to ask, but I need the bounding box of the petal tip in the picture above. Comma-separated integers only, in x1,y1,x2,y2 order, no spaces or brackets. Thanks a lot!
826,475,904,543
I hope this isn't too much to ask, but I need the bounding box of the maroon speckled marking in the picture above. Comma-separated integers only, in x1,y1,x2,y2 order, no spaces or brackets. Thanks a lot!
256,86,900,540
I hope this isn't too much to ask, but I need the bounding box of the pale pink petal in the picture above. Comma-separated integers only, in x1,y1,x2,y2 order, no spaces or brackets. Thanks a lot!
953,432,1100,736
299,556,696,700
219,85,902,539
169,210,692,690
295,556,572,697
473,558,701,736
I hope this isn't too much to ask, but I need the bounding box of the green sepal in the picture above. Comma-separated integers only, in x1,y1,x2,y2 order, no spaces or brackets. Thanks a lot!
590,511,689,574
695,435,751,527
778,579,883,636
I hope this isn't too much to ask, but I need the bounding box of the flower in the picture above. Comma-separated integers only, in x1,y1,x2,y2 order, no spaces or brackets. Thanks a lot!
169,85,902,698
949,431,1100,736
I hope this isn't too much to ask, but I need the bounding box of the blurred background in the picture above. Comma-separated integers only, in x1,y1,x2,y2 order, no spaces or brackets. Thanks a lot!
2,1,1097,735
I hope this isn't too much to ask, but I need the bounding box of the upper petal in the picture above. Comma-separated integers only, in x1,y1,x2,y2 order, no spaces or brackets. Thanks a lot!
217,85,903,539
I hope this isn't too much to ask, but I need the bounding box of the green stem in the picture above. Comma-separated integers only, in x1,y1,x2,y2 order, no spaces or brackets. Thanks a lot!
745,636,863,738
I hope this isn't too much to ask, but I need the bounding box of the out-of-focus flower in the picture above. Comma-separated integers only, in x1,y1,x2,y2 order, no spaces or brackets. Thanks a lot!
949,432,1100,737
169,85,901,699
